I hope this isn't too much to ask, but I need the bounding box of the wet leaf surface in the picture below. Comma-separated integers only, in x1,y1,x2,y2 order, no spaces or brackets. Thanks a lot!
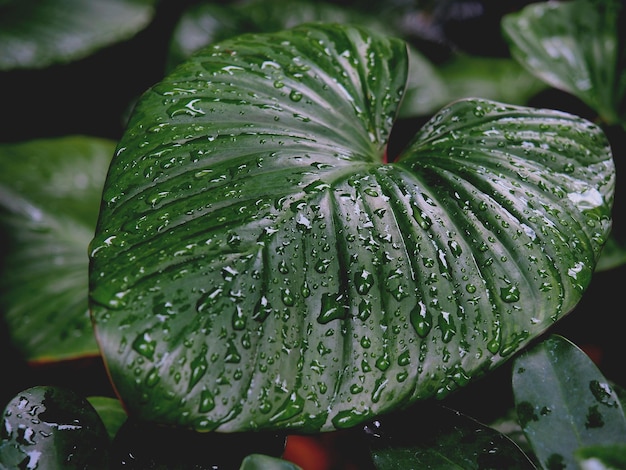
0,385,110,469
0,136,113,361
0,0,156,70
512,334,626,470
89,23,614,433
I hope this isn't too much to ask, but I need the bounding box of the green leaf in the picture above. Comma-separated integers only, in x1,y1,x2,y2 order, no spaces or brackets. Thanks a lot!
439,55,547,107
89,23,614,433
0,0,156,70
87,396,128,441
576,444,626,470
400,53,547,119
0,136,113,361
512,334,626,470
166,0,389,72
240,454,302,470
501,0,626,126
367,404,536,469
594,236,626,271
0,386,110,469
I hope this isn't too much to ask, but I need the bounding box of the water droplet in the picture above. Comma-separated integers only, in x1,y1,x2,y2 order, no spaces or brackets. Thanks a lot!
281,287,295,307
500,284,520,303
132,332,156,360
589,380,618,407
354,268,374,295
371,377,388,403
315,258,331,273
224,339,241,363
226,232,242,249
303,180,331,193
145,367,160,387
410,301,431,338
412,206,432,230
317,292,347,324
278,260,289,274
301,280,311,298
331,407,371,429
253,296,272,322
188,351,208,391
232,305,246,330
487,325,501,354
438,311,456,343
448,240,462,257
289,90,303,102
397,350,410,366
357,298,371,321
198,389,216,413
375,352,390,371
269,392,304,423
350,384,364,394
296,213,312,231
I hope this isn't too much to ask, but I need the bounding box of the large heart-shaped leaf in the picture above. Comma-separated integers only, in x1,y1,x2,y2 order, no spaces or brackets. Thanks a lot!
0,136,113,361
89,23,614,433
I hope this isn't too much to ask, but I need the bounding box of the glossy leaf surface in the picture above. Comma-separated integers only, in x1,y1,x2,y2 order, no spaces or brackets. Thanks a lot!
89,23,614,433
512,335,626,470
166,0,385,72
0,0,156,70
502,0,626,126
87,396,128,441
0,136,113,361
0,386,110,469
168,0,543,119
366,404,536,469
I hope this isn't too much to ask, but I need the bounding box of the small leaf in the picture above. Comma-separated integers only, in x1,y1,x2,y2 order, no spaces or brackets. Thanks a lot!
0,136,113,361
167,0,386,71
576,444,626,470
0,0,156,70
0,386,110,469
512,334,626,470
366,404,536,469
87,396,128,441
502,0,626,125
240,454,303,470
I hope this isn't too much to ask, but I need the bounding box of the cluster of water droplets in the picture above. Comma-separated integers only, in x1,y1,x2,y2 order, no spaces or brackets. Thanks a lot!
88,23,613,433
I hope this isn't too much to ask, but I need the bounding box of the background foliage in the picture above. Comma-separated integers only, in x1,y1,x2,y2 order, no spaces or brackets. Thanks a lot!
1,0,625,468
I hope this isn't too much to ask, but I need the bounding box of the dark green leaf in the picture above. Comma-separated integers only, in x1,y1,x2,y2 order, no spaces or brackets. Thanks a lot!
366,404,536,469
240,454,302,470
0,386,110,469
167,0,387,72
87,396,128,441
0,136,113,361
512,334,626,470
89,23,614,433
502,0,626,126
576,443,626,470
0,0,156,70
